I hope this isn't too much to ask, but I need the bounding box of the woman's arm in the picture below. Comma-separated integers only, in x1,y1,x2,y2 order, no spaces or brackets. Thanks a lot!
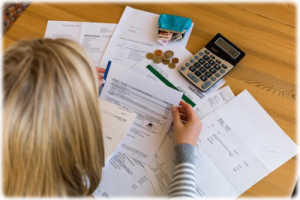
168,101,202,198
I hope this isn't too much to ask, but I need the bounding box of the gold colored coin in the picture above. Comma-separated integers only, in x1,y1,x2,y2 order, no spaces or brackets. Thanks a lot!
172,57,179,64
162,59,170,65
168,63,176,69
146,53,155,60
154,49,163,57
164,50,174,58
153,56,162,64
162,55,170,61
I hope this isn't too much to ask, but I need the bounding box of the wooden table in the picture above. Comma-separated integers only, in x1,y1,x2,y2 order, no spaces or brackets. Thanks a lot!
3,2,297,198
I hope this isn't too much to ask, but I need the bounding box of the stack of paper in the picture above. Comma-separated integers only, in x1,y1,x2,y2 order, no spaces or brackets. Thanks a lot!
44,6,298,198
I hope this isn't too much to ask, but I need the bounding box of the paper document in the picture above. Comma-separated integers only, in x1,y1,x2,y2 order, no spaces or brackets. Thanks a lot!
194,85,235,119
144,86,236,196
99,99,136,158
131,45,226,105
94,152,157,197
99,62,183,165
99,6,194,69
44,21,117,66
145,89,298,198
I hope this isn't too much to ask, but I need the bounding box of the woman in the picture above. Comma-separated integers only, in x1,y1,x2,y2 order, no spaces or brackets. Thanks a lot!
3,38,202,197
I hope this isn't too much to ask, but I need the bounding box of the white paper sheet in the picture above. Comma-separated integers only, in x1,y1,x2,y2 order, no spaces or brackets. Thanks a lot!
99,62,183,165
145,89,298,198
144,86,236,196
194,85,235,119
94,152,157,197
99,6,194,69
131,45,226,105
99,99,136,158
44,21,117,66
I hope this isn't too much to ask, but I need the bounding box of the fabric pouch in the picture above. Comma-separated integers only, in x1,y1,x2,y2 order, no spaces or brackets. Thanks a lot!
158,14,192,39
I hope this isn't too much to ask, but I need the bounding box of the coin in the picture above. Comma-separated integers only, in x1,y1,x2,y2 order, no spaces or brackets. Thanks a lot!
153,56,162,64
172,57,179,64
146,53,155,60
162,59,170,65
162,55,170,61
164,50,174,59
154,49,163,57
168,63,176,69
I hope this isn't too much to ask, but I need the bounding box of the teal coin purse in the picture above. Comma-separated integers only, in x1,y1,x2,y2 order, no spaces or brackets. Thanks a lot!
158,14,192,38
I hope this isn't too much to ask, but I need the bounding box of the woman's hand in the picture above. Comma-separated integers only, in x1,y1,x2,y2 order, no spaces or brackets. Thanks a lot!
171,100,202,146
96,67,106,86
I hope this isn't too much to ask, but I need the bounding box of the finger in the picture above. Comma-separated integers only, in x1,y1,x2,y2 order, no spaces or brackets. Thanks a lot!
96,67,106,74
180,101,195,120
178,106,187,115
180,114,188,121
171,105,182,127
98,74,104,79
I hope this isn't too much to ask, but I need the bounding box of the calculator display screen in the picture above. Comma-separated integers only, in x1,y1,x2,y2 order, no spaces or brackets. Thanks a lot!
215,38,240,59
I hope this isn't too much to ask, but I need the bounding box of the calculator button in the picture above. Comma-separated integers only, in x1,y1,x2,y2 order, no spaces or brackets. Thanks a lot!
181,67,186,71
220,69,225,74
204,63,211,69
215,73,221,77
185,63,190,67
214,64,221,70
194,71,201,77
208,60,215,65
211,77,216,81
203,55,210,61
194,62,201,68
190,59,195,63
201,81,212,89
205,71,212,78
222,64,227,69
204,50,210,54
189,66,196,72
198,59,205,64
199,67,206,73
188,73,200,83
209,68,217,74
198,52,204,56
210,55,215,59
200,75,207,82
194,55,200,60
216,59,221,64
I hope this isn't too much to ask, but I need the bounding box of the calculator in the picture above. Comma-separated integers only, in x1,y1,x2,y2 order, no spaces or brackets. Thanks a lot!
179,33,245,92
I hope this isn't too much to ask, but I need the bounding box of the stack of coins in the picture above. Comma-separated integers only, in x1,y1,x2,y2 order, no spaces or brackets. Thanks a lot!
146,49,179,69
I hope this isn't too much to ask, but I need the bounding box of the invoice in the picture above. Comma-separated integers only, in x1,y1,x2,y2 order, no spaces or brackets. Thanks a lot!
99,99,136,158
99,6,194,69
44,21,117,66
99,62,183,165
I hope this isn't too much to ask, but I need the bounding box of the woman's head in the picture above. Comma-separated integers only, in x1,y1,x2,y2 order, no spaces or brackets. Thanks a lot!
3,38,104,196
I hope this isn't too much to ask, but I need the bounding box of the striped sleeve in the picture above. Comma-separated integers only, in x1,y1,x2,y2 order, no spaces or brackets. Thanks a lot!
168,144,197,198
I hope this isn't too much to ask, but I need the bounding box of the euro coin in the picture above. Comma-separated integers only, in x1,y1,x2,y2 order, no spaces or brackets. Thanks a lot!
154,49,163,57
153,56,162,64
146,53,155,60
172,57,179,64
162,55,170,61
168,63,176,69
164,50,174,58
162,59,170,65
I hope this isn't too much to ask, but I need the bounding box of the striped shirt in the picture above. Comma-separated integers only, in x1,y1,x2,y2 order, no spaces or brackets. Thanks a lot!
168,144,197,198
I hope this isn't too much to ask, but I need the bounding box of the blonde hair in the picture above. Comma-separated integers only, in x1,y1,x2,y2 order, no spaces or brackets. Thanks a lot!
3,38,105,196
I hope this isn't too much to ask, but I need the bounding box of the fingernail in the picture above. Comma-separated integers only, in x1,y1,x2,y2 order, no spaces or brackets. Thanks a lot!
172,105,177,112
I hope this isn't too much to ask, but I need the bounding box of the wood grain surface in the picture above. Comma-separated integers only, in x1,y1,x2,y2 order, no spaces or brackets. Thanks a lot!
2,2,297,198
